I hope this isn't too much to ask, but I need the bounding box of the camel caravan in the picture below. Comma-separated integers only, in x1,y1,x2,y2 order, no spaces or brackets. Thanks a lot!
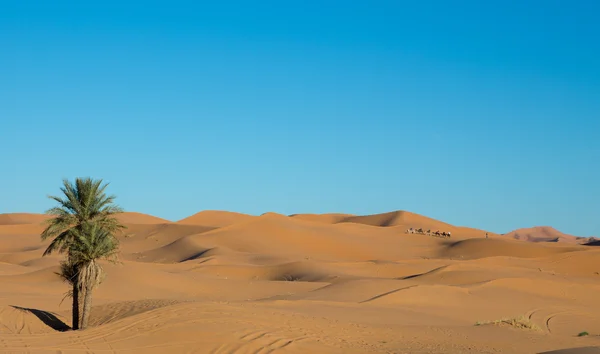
405,227,451,238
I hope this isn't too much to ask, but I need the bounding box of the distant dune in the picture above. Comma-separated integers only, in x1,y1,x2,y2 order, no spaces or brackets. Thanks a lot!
0,213,50,225
503,226,580,243
338,210,450,228
289,213,355,224
0,212,169,226
115,212,171,224
176,210,254,227
336,210,495,239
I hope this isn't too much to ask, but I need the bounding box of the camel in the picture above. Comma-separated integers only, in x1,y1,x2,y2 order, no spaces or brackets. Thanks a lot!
430,230,451,238
407,228,451,238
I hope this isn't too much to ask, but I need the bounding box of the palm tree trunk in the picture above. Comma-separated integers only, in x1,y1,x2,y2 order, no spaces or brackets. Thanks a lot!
71,279,80,330
80,284,93,330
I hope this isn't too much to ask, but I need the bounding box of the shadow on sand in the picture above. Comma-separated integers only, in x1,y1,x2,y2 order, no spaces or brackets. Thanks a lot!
10,306,71,332
539,346,600,354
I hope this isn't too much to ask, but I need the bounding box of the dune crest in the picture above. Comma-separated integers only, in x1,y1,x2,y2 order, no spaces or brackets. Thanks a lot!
176,210,254,227
338,210,444,227
289,213,355,224
115,212,171,224
0,213,50,225
335,210,495,240
503,226,581,243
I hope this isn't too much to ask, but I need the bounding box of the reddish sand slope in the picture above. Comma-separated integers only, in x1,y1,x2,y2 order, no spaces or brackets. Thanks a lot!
1,209,599,353
503,226,581,243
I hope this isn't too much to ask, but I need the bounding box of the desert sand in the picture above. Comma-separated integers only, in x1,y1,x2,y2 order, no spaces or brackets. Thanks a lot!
0,210,599,353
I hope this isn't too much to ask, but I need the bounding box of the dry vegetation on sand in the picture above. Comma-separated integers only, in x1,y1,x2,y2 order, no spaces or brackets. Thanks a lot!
475,315,540,331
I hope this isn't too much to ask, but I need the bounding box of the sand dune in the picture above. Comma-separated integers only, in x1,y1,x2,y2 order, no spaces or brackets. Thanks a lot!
439,238,582,260
337,210,496,240
131,234,225,263
289,213,355,224
184,212,416,261
535,250,600,277
0,212,171,232
0,212,169,226
115,212,171,224
118,223,216,256
1,209,599,353
338,210,446,227
0,213,50,225
176,210,255,227
504,226,581,243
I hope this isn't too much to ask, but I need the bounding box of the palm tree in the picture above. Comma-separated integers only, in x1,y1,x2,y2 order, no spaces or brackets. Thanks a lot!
68,222,120,329
41,177,125,330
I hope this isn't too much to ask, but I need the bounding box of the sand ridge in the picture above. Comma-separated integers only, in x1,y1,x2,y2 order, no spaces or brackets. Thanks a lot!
503,226,590,244
0,209,599,353
0,213,51,225
176,210,255,227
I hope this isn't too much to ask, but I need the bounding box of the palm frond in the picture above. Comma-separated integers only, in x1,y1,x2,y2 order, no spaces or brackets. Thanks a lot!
43,230,76,256
61,179,84,217
41,177,125,255
40,213,77,241
48,195,73,211
69,223,120,264
45,206,72,217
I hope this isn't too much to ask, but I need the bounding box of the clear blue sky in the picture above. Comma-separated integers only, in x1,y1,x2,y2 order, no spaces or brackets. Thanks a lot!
1,1,599,236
